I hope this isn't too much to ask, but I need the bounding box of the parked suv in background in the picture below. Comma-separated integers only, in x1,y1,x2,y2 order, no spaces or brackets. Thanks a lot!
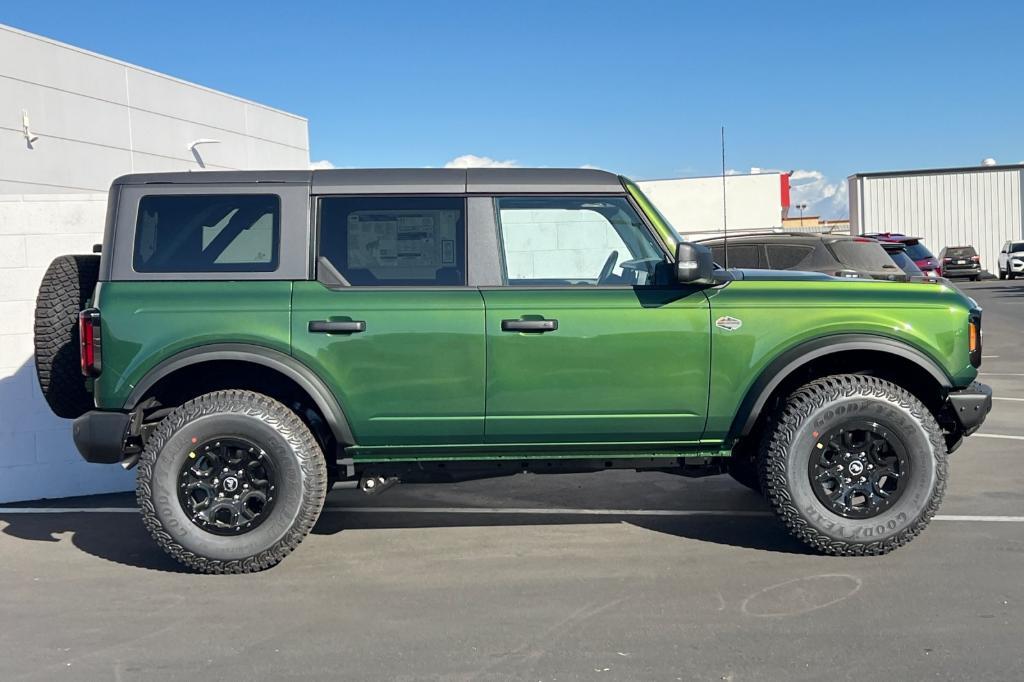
698,233,907,281
33,168,991,573
939,246,982,280
998,240,1024,280
865,233,941,277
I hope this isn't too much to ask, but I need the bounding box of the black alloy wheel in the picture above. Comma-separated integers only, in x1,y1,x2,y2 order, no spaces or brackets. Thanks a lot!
807,421,910,519
178,437,278,535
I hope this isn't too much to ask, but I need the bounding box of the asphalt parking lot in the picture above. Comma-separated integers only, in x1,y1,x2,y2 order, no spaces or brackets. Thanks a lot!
1,279,1022,681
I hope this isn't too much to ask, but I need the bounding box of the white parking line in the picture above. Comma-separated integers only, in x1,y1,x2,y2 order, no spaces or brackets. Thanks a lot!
982,355,1000,359
980,373,1024,377
1,506,1023,523
993,397,1024,402
973,433,1024,441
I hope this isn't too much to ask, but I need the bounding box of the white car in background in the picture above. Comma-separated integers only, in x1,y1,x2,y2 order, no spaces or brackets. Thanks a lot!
998,240,1024,280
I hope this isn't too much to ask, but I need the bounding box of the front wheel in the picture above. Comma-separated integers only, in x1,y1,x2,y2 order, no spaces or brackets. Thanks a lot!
137,390,327,573
761,375,947,555
998,269,1006,280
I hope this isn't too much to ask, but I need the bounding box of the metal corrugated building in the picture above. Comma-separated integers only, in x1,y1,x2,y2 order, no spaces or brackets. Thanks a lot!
848,164,1024,273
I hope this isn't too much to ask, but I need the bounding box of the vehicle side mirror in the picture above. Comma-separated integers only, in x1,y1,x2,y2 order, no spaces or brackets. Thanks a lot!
675,242,715,284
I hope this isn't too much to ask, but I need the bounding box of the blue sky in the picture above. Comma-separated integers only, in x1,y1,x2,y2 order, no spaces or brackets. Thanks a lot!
5,1,1023,217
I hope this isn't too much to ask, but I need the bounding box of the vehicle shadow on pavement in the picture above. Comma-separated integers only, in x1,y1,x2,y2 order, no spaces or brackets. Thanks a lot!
311,510,812,555
0,504,811,573
0,511,190,573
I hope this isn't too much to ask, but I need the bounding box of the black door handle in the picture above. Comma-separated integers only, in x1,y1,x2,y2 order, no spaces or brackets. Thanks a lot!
501,318,558,333
308,320,366,334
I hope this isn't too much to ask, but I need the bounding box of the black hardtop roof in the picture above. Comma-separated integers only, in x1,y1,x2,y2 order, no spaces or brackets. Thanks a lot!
110,168,626,194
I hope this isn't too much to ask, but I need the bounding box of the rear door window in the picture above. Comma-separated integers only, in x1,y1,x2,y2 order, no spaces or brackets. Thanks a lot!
710,244,762,269
133,194,279,272
318,196,466,286
766,244,814,270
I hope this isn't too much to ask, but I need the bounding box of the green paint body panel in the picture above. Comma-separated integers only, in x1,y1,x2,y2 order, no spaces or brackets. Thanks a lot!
290,283,486,446
92,281,293,409
480,287,710,444
89,178,979,465
699,278,978,438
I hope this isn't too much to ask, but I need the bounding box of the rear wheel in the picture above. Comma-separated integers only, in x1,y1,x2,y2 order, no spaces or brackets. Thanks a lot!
761,375,946,555
137,390,327,573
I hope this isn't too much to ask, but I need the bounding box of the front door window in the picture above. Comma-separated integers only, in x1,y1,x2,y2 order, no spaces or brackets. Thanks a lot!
496,197,666,286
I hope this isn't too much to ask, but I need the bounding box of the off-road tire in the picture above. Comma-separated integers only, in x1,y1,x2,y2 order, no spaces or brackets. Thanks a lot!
761,374,947,555
137,390,327,573
33,254,100,418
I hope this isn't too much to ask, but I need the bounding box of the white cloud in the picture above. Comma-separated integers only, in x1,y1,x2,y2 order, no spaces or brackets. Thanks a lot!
788,169,848,219
309,160,335,169
443,154,519,169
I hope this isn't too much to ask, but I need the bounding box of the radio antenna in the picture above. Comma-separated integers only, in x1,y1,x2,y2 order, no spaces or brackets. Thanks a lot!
721,125,729,269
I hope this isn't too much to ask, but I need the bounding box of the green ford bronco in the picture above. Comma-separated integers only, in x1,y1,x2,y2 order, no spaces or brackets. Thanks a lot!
33,168,992,573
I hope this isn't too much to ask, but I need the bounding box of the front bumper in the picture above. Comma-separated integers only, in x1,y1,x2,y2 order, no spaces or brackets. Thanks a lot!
947,381,992,436
72,410,131,464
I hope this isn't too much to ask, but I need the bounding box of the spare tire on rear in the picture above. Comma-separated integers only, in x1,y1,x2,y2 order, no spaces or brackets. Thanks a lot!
34,254,100,419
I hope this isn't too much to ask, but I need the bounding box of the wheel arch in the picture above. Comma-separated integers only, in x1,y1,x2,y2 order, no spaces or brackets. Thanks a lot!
125,343,355,447
728,334,953,443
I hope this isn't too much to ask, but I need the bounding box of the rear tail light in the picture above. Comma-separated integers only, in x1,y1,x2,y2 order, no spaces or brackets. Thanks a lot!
971,255,980,262
968,313,982,368
78,308,101,377
943,257,953,263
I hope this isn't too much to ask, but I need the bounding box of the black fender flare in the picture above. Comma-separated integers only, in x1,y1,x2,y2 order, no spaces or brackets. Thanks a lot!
124,343,355,445
728,333,953,442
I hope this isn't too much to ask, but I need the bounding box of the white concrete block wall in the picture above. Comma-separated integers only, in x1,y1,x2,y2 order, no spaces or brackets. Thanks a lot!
0,194,134,502
0,24,310,502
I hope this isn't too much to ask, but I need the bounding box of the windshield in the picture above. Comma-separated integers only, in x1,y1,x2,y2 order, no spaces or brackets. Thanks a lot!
904,242,935,260
622,177,682,248
1011,242,1024,253
827,239,900,272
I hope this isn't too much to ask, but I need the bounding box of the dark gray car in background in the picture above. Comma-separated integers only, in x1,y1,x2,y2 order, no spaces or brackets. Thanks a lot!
698,232,907,281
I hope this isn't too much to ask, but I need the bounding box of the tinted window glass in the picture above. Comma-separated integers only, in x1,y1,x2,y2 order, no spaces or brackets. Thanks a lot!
319,196,465,286
904,242,934,260
710,244,761,269
766,244,814,270
886,249,923,276
945,246,976,258
496,197,665,286
1011,242,1024,253
134,194,279,272
828,240,899,271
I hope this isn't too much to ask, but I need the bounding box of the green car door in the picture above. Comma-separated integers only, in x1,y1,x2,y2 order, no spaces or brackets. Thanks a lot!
291,195,485,448
482,196,711,446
